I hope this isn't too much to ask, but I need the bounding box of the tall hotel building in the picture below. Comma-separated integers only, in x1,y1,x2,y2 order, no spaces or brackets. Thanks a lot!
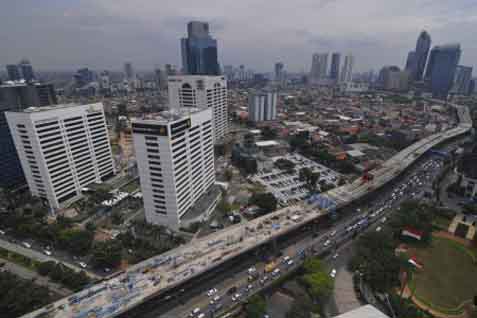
168,75,227,143
132,108,215,229
5,103,115,209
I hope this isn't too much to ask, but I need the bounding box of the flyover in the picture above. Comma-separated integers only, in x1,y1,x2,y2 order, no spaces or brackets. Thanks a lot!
22,103,472,318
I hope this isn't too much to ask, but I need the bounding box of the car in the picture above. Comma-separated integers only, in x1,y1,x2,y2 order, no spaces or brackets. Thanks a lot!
231,293,241,301
198,314,205,318
376,226,382,232
330,230,337,237
104,267,111,273
43,250,52,256
287,259,294,266
282,256,291,263
247,266,257,274
191,308,200,316
246,284,253,292
381,217,387,224
207,288,218,297
332,253,339,259
330,269,337,278
0,230,5,235
323,240,331,247
78,262,87,268
272,268,280,277
22,242,31,249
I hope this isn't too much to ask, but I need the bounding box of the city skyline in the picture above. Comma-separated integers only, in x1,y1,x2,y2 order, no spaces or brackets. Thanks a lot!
1,0,477,73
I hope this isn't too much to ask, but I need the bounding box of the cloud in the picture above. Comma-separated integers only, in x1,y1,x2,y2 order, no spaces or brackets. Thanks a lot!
0,0,476,73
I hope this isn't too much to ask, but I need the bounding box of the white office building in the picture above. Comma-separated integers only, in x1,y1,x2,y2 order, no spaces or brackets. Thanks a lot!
168,75,228,143
6,103,115,209
248,91,278,122
132,108,216,230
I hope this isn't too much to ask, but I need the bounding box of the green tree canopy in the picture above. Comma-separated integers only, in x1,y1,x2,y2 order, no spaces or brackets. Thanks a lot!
249,192,277,214
245,295,267,318
299,168,320,193
92,240,123,269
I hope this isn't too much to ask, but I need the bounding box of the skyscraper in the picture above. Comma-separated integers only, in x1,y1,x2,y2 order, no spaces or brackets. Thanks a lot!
275,62,284,82
414,31,431,81
19,59,35,82
6,103,115,209
181,21,220,76
452,65,473,95
426,44,461,98
124,62,135,80
168,75,228,143
132,108,215,229
330,53,341,82
248,90,278,122
6,65,21,81
340,54,354,83
0,82,58,188
310,53,328,82
405,51,416,73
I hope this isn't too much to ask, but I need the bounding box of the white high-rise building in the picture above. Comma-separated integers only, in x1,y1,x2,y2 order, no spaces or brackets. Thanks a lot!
132,108,215,230
248,91,278,122
5,103,115,209
340,54,355,83
168,75,227,143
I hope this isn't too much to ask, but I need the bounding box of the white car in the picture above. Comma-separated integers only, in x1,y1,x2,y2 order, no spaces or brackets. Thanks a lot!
22,242,31,249
78,262,87,268
381,217,387,224
330,269,337,278
206,288,218,297
330,230,337,237
231,293,241,302
323,240,331,247
43,250,52,256
0,230,5,235
376,227,382,232
190,308,200,317
287,259,294,266
332,253,339,259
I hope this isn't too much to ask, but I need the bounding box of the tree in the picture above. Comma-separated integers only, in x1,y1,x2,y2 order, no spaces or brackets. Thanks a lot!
299,258,333,303
58,229,94,255
91,240,122,269
286,297,316,318
299,168,320,193
245,295,267,318
275,158,296,173
349,231,401,293
249,193,277,214
262,126,278,140
90,188,113,205
389,201,434,244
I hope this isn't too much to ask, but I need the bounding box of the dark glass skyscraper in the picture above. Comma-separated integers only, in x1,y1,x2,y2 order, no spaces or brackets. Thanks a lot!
6,65,21,81
181,21,220,75
414,31,431,81
405,51,416,72
426,44,461,98
330,53,341,81
0,82,57,188
19,59,36,82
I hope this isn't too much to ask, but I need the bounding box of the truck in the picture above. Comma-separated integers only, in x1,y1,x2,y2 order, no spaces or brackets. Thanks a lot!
265,261,278,273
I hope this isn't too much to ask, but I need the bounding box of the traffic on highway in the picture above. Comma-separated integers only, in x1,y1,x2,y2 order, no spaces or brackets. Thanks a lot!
21,103,471,318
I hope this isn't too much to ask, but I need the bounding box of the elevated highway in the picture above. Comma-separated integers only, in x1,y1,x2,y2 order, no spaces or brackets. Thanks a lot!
22,103,472,318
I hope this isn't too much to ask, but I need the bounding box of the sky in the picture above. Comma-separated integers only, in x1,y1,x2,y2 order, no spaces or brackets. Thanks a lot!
1,0,477,73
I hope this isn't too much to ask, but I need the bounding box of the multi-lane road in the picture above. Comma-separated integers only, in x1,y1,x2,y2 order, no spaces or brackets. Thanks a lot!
21,102,472,318
148,155,445,318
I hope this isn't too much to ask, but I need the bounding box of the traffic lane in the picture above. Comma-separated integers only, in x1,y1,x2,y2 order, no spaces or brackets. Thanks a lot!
156,157,443,318
0,237,100,279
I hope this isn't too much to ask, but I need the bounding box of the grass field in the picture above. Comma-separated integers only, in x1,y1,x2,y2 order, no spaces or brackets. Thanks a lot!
409,237,477,310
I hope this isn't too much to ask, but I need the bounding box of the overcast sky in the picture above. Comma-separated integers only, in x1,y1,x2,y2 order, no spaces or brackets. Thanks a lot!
1,0,477,73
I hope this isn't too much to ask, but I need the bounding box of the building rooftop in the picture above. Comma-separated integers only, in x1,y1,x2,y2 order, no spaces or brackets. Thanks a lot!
134,107,205,124
10,103,96,113
333,305,389,318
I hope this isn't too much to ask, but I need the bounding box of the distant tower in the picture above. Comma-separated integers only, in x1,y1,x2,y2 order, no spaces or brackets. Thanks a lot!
274,62,284,82
340,54,354,83
414,31,431,81
181,21,220,75
310,53,328,82
330,53,341,82
405,51,416,75
18,59,35,82
426,44,461,98
124,62,135,80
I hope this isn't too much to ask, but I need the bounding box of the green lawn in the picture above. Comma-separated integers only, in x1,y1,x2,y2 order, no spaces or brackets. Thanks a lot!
409,237,477,310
